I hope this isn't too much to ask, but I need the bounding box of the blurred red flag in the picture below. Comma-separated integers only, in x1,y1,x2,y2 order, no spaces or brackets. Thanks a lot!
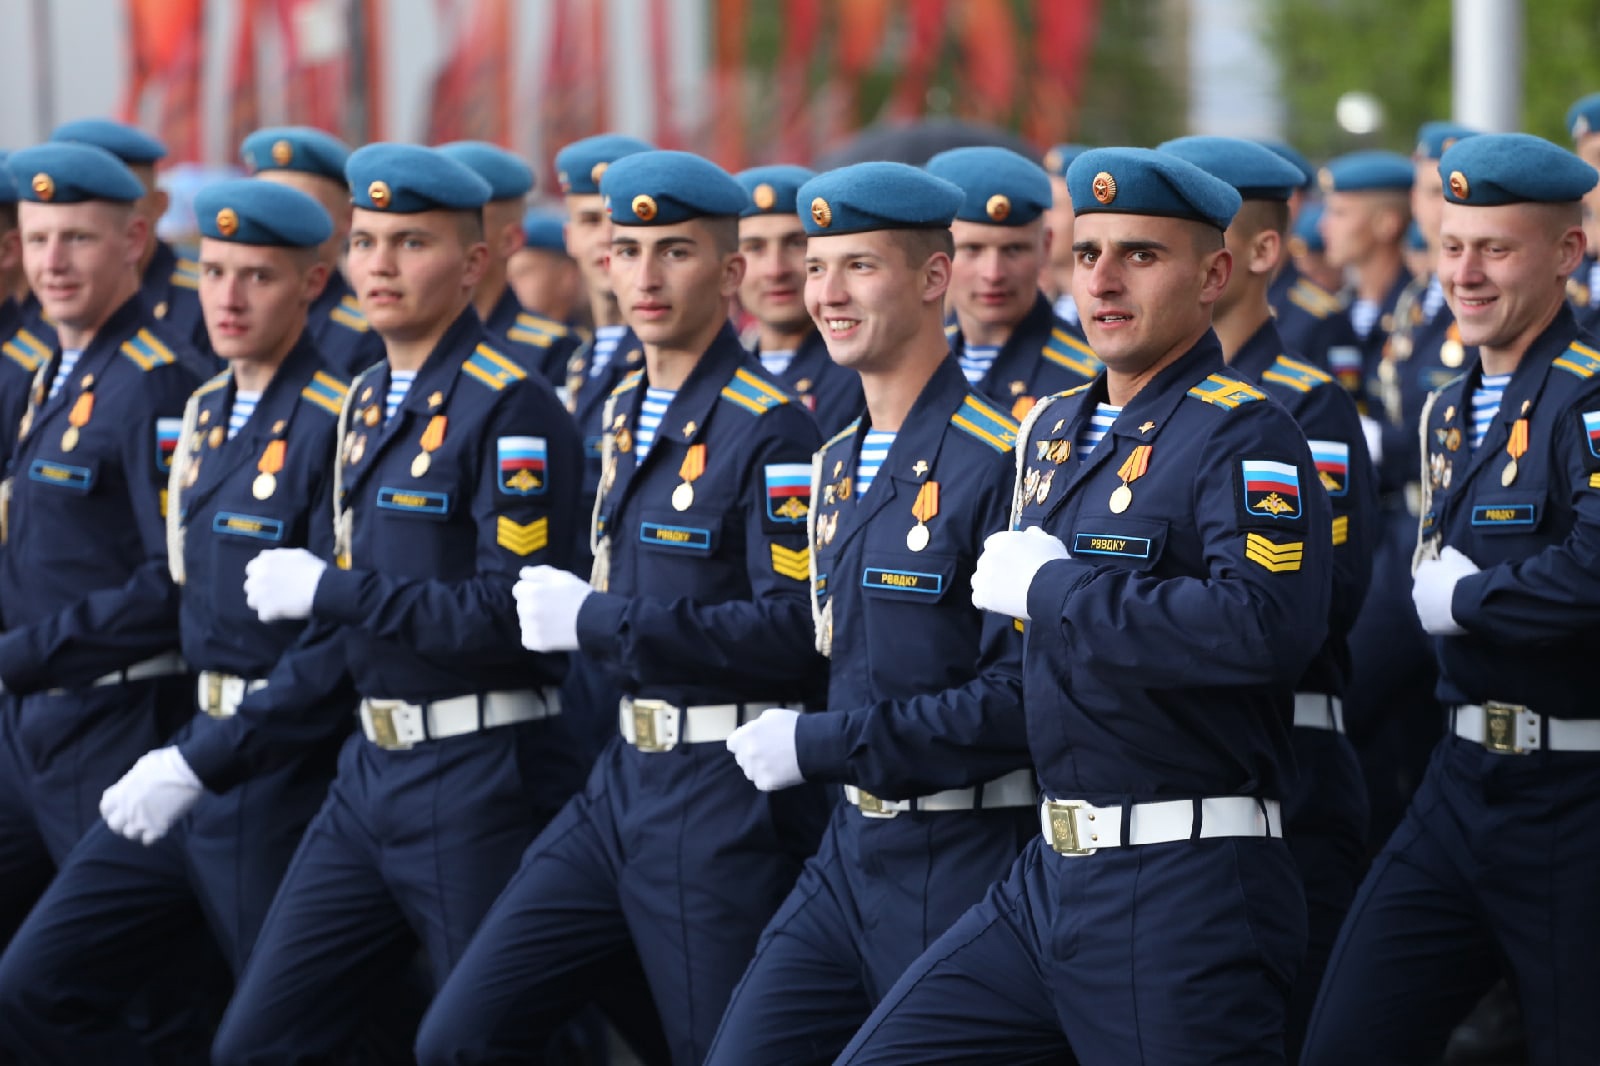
1027,0,1098,145
122,0,205,161
428,0,514,144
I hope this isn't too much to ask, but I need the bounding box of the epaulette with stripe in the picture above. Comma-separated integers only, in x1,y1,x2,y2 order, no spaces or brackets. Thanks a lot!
194,369,232,398
1186,373,1267,410
328,295,370,333
1553,341,1600,380
300,370,349,416
610,369,644,398
1042,327,1102,378
460,343,528,392
120,328,178,371
507,311,570,348
720,367,792,416
1286,279,1340,319
170,258,201,291
1261,354,1334,394
821,419,860,454
950,394,1019,452
2,327,50,373
943,321,960,341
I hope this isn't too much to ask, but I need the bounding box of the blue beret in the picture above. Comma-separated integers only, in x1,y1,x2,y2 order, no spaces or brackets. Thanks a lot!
1290,203,1326,254
735,165,816,218
50,118,167,166
600,151,746,226
1318,150,1413,194
1568,93,1600,141
1255,141,1316,190
796,162,964,237
8,143,144,204
346,144,491,213
520,208,569,252
1158,136,1307,202
1414,122,1480,162
1042,144,1091,179
925,146,1052,226
240,126,351,182
436,141,534,201
554,134,654,196
194,179,332,247
1065,147,1241,231
1439,133,1599,206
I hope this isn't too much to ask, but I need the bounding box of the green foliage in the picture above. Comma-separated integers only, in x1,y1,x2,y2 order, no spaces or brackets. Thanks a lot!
1077,0,1189,147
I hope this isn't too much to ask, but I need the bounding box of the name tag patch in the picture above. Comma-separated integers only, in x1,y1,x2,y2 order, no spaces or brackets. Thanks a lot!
212,512,285,541
640,522,712,550
28,460,92,491
861,567,944,596
1471,504,1536,527
377,487,450,515
1072,532,1152,559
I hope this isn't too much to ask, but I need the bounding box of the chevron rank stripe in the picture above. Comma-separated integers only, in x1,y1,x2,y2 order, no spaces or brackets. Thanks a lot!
496,516,549,556
1332,514,1349,546
771,543,810,581
1244,532,1304,573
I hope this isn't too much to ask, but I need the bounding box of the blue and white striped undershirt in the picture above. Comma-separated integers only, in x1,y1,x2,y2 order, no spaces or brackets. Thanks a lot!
1421,275,1446,320
48,349,83,400
758,348,795,377
958,345,999,385
856,429,896,498
589,324,628,379
1053,294,1081,326
1077,403,1123,461
1588,260,1600,308
385,370,416,420
1470,373,1510,450
1349,298,1380,340
634,387,675,462
228,391,261,440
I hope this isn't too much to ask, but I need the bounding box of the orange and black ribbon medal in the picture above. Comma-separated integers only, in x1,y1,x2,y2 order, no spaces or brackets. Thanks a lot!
61,390,94,453
907,480,939,551
253,439,286,500
412,415,447,478
1110,445,1151,513
673,443,706,511
1502,417,1528,487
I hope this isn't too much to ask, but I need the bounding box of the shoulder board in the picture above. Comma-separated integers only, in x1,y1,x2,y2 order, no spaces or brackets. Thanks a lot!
1286,280,1335,319
610,368,644,398
329,295,370,333
1186,372,1267,410
515,311,570,339
1553,341,1600,380
300,370,349,416
1261,354,1334,394
461,343,528,392
1042,327,1102,378
2,327,50,373
820,419,860,455
506,326,555,348
720,367,792,416
170,259,200,290
944,322,960,340
194,369,232,398
950,394,1019,452
120,328,178,371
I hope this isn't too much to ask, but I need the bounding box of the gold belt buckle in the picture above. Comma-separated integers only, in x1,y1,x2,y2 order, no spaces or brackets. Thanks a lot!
1045,800,1097,856
366,700,408,751
629,699,670,753
1483,701,1525,754
204,673,226,718
855,790,897,819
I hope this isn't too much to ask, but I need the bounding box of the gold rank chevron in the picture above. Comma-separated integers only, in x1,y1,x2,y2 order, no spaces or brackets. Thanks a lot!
1331,514,1349,546
496,516,549,556
770,543,810,582
1245,533,1303,573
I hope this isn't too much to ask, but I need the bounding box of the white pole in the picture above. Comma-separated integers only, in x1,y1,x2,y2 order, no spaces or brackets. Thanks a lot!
1453,0,1522,132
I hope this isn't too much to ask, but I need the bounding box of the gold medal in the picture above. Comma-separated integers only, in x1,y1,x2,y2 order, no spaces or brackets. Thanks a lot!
671,482,694,510
1109,445,1152,514
252,472,276,500
60,426,78,452
185,458,201,487
363,406,380,427
411,452,431,478
1109,483,1133,513
672,444,706,511
349,436,366,465
209,426,224,449
1502,417,1528,487
906,523,930,552
1501,458,1517,487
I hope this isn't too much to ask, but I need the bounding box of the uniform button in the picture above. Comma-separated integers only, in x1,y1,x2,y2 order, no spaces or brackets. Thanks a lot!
1090,834,1098,842
1087,813,1095,820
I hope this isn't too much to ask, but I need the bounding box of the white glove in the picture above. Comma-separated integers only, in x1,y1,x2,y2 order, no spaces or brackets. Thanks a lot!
971,527,1071,621
726,708,803,791
514,565,593,652
243,548,327,622
1359,415,1384,466
100,747,203,846
1411,545,1480,636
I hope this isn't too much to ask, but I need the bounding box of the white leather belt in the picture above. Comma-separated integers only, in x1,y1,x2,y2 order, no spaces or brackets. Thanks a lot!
1040,796,1282,856
845,768,1037,818
1452,703,1600,755
197,671,268,718
359,689,560,751
1293,693,1345,733
619,697,781,752
83,652,188,689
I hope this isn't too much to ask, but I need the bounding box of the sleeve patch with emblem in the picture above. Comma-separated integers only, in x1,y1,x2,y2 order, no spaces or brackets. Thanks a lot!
771,543,810,581
1582,411,1600,459
1309,440,1349,496
155,418,182,474
498,436,548,495
496,516,549,555
1245,532,1303,572
764,463,811,523
1240,460,1302,520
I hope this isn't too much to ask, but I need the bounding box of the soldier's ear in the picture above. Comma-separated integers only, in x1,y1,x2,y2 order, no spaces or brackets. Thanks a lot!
922,251,951,306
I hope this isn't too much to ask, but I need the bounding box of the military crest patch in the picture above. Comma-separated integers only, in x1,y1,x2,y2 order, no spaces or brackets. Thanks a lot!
155,418,182,474
1308,440,1349,497
764,463,811,523
497,437,548,496
1240,460,1302,520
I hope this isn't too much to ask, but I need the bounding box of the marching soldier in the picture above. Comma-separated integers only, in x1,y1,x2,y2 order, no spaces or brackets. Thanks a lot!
509,207,585,330
1041,142,1090,327
1564,92,1600,335
0,167,55,472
